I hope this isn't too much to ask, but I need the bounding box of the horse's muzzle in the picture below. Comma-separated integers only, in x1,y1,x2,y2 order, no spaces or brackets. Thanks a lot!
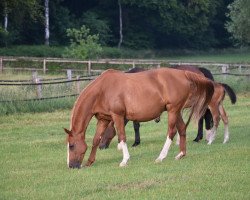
69,161,81,169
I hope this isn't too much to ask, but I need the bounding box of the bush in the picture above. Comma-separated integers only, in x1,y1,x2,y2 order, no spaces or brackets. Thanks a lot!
63,26,102,59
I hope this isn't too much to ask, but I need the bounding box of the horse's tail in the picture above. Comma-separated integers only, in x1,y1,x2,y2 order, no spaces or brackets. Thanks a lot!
184,71,214,126
220,83,237,104
198,67,214,81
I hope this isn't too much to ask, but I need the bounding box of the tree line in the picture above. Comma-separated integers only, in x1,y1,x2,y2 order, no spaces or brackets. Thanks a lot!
0,0,249,49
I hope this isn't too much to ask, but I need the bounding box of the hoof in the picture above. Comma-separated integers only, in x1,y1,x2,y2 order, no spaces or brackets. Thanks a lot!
175,152,185,160
119,161,128,167
223,137,229,144
155,158,163,163
132,141,140,147
193,137,202,142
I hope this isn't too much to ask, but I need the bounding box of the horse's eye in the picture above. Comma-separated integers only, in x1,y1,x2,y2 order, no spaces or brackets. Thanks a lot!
69,144,75,150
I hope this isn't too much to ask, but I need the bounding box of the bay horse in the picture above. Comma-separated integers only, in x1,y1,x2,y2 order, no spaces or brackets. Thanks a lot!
99,66,237,148
64,68,214,168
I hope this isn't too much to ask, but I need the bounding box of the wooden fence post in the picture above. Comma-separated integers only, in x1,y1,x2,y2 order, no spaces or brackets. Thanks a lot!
239,65,242,73
132,61,135,68
88,61,91,76
0,57,3,73
67,69,72,87
35,78,42,99
76,75,80,94
222,64,229,80
32,71,42,99
43,59,46,74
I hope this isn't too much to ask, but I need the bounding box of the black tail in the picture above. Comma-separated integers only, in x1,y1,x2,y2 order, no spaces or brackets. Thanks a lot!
221,83,237,104
198,67,214,81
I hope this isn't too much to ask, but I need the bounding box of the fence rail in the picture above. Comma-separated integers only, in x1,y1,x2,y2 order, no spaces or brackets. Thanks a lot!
1,56,250,74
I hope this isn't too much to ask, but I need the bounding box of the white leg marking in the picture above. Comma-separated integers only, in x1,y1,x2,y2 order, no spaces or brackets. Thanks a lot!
119,141,130,167
176,134,180,146
175,151,185,160
155,136,172,163
223,124,229,144
205,129,212,141
117,142,122,151
207,126,216,145
67,143,69,167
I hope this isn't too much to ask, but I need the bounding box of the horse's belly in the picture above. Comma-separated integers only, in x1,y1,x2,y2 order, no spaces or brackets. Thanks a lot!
125,102,165,122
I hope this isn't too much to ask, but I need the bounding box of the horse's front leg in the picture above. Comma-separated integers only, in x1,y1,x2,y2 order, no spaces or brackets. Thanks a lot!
155,111,178,163
85,119,110,166
114,115,130,167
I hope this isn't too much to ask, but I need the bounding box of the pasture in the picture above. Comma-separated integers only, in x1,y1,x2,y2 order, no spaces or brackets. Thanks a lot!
0,92,249,199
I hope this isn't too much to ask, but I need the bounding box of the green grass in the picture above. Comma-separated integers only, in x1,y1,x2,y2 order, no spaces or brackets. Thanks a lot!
0,94,249,200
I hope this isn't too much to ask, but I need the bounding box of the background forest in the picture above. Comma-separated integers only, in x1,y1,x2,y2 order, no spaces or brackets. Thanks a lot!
0,0,249,57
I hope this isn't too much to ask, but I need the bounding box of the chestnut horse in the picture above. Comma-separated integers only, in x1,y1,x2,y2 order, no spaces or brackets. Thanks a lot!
100,66,236,147
64,68,214,168
98,67,160,149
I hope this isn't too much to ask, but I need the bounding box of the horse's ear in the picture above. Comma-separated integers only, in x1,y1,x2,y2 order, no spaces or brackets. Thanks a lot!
63,128,72,135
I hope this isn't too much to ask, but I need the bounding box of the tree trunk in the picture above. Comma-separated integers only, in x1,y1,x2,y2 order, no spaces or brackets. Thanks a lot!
44,0,50,45
3,1,8,31
118,0,123,48
4,13,8,31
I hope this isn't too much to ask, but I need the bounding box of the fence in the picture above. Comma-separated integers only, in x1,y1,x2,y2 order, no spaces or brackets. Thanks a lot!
1,56,249,74
0,57,249,103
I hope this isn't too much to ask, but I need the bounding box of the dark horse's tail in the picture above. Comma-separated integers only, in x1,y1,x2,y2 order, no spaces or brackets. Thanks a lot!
184,71,214,126
198,67,214,81
220,83,237,104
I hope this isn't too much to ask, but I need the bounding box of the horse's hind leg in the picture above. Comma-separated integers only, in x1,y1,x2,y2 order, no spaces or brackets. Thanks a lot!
175,114,187,160
207,105,220,145
132,121,140,147
155,111,178,163
219,104,229,144
193,116,204,142
113,115,130,167
86,119,110,166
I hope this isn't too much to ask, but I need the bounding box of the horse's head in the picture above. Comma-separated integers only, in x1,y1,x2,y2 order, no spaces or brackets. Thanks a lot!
64,128,87,169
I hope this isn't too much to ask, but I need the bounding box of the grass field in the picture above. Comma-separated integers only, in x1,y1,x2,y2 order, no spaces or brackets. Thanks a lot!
0,93,249,200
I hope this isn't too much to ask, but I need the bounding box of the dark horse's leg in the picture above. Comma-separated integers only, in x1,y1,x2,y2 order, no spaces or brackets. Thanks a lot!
193,109,213,142
193,116,204,142
132,121,140,147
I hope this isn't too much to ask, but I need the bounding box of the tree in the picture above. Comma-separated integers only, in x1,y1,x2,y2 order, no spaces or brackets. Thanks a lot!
64,25,102,59
226,0,250,46
0,0,43,46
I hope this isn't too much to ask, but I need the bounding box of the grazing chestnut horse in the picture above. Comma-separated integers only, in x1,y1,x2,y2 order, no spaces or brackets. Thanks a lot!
100,66,236,148
64,68,214,168
99,67,160,149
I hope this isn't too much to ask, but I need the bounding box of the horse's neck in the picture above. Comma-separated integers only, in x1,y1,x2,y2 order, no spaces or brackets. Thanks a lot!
70,93,95,136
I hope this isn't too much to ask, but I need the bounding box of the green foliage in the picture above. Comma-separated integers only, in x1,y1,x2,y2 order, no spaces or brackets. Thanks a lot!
226,0,250,47
0,45,64,57
80,11,112,46
64,26,102,59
